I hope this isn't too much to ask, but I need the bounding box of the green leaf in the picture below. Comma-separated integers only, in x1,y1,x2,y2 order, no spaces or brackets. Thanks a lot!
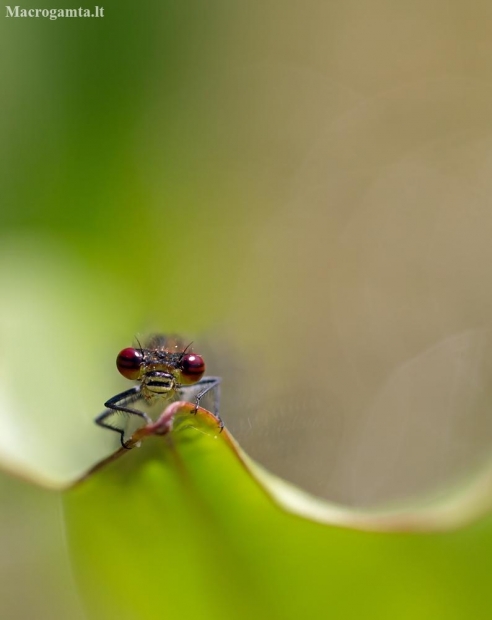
64,416,492,620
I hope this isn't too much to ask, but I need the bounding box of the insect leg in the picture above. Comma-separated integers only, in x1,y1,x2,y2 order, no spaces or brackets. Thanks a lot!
95,385,151,448
179,376,223,429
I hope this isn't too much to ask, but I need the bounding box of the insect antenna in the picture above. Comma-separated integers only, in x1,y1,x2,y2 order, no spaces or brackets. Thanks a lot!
179,341,194,361
135,336,144,357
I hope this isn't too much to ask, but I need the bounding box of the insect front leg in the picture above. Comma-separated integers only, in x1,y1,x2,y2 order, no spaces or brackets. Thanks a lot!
95,385,152,448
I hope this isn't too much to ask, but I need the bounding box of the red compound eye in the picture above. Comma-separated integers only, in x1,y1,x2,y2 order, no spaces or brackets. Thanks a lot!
116,347,143,380
181,354,205,384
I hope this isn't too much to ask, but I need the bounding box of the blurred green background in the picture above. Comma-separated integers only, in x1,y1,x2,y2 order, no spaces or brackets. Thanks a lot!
2,1,492,618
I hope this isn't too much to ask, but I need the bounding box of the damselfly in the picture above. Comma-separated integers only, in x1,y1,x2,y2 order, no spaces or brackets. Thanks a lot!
95,334,222,448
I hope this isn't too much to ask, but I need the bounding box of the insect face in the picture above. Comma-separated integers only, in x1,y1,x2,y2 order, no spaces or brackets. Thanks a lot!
115,342,205,398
